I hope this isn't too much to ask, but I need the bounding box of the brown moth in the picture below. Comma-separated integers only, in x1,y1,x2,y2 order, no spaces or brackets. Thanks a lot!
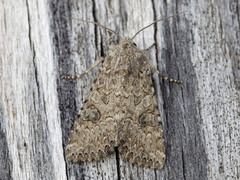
63,12,185,169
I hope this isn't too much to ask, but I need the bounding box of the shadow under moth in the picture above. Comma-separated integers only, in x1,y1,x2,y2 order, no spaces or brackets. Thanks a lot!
63,12,185,169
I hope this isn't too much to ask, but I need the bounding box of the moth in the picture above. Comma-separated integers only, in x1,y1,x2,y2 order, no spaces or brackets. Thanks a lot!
63,12,185,169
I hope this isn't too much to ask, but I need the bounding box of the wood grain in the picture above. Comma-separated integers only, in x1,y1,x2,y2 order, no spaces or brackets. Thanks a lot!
0,0,239,179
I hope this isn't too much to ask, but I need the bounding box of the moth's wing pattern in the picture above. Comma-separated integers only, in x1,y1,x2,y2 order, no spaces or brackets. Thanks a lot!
66,40,166,169
66,56,119,162
117,51,165,169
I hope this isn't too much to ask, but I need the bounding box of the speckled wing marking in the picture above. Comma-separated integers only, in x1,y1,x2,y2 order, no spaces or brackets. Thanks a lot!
66,56,119,162
66,37,165,169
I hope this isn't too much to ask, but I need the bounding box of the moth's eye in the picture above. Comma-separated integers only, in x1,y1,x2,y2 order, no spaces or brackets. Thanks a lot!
133,43,137,47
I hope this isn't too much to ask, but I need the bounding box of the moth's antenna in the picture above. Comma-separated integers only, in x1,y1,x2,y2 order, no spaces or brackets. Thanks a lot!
131,11,187,40
71,17,122,39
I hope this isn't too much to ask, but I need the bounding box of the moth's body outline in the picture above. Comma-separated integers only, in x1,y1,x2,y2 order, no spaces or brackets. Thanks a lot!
66,37,165,169
63,12,186,170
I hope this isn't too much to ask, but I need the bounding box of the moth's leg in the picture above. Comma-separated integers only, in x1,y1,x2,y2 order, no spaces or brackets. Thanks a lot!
62,57,104,79
143,43,156,53
144,55,183,84
109,37,114,45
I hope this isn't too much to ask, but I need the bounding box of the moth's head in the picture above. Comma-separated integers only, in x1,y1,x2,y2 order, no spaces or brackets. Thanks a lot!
120,37,138,49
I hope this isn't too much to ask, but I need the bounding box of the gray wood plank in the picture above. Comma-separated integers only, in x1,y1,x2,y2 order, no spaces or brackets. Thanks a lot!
0,0,239,180
0,0,66,179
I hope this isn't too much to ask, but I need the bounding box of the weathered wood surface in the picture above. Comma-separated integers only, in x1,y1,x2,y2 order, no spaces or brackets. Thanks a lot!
0,0,239,180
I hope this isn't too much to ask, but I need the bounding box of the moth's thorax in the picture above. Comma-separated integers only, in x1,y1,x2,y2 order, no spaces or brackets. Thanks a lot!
106,37,146,76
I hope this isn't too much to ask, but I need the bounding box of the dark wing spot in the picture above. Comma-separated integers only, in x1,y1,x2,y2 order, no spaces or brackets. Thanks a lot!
139,112,162,127
82,105,101,122
139,114,147,126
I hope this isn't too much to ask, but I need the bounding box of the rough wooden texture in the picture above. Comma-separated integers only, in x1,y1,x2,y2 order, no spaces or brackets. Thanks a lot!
0,1,66,179
0,0,239,180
